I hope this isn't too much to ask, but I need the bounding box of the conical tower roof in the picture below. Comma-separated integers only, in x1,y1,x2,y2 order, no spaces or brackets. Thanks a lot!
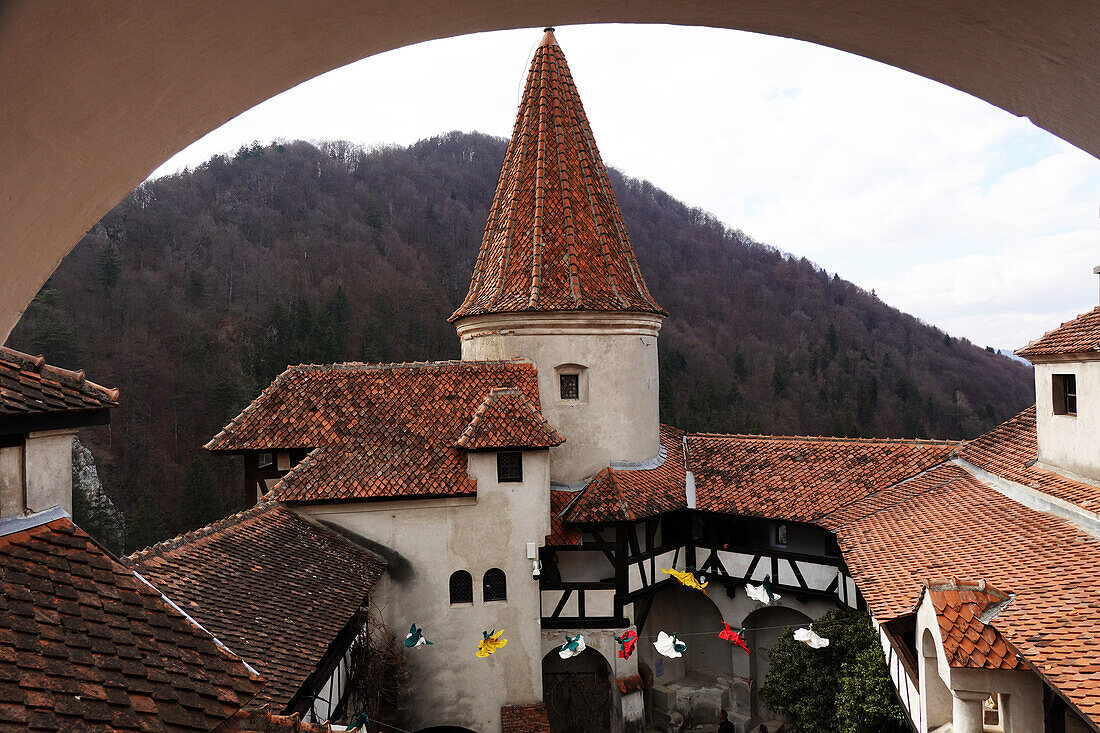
450,29,665,322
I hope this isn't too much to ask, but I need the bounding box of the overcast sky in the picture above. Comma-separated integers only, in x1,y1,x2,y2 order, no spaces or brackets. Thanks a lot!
153,24,1100,351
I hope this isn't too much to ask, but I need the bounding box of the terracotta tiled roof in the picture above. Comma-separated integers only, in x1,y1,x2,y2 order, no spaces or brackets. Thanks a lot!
0,512,263,731
455,387,565,450
956,406,1100,513
218,706,334,732
450,29,664,322
205,360,544,503
0,346,118,417
564,425,687,522
832,463,1100,720
689,433,957,522
547,489,583,546
922,580,1022,671
1016,307,1100,359
501,702,552,733
127,502,384,709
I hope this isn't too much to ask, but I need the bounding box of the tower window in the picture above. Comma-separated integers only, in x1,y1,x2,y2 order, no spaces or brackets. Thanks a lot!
1053,374,1077,415
483,568,507,602
560,373,579,400
497,451,523,482
449,570,473,605
775,523,788,546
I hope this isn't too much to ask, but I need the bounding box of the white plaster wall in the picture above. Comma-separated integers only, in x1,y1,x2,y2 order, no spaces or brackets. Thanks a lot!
297,449,550,733
0,444,24,518
456,312,663,483
1034,359,1100,481
23,431,74,515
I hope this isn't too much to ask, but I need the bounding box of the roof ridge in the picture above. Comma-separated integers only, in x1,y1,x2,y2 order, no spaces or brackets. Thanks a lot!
284,358,532,372
687,431,960,446
0,345,120,403
126,501,277,562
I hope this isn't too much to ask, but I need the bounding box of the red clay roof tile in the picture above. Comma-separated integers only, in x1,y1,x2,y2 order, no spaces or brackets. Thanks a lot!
1016,307,1100,359
0,514,263,731
127,502,384,709
832,463,1100,720
923,579,1022,670
205,361,546,503
547,489,583,546
455,387,565,450
450,29,664,322
218,705,333,731
956,406,1100,513
0,346,118,417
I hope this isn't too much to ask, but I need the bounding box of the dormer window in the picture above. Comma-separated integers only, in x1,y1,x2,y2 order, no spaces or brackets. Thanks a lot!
1053,374,1077,416
560,373,579,400
497,451,523,482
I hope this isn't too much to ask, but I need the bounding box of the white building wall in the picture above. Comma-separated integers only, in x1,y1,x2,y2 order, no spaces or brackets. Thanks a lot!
296,449,550,733
1033,358,1100,481
1,430,75,518
456,312,663,483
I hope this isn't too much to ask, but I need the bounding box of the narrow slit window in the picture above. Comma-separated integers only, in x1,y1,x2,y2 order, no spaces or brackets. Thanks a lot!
483,568,507,602
497,451,523,482
1053,374,1077,415
449,570,473,605
560,373,580,400
775,523,788,546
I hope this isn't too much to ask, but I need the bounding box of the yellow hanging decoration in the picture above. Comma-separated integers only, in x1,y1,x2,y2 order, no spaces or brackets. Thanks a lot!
477,629,508,658
662,567,708,593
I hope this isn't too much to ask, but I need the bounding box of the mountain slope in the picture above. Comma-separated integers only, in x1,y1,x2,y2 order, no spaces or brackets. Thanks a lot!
7,133,1033,548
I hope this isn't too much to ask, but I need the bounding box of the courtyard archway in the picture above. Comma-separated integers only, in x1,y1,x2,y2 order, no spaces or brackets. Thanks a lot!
742,605,812,724
542,646,614,733
2,4,1097,341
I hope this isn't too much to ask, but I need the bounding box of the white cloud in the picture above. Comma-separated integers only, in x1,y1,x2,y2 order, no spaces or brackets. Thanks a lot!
152,24,1100,350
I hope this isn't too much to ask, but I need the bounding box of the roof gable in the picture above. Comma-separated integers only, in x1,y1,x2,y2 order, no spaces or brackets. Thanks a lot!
1016,306,1100,359
923,579,1021,670
455,387,565,450
206,360,545,502
450,29,664,321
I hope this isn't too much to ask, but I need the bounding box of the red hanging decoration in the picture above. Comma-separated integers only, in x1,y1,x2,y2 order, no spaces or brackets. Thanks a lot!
718,621,750,654
615,630,638,660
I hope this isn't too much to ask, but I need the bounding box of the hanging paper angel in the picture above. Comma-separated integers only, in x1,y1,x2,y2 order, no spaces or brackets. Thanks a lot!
718,621,750,655
654,631,687,658
794,626,830,649
476,629,508,657
615,630,638,660
558,634,586,659
745,574,781,604
404,623,432,648
661,567,708,593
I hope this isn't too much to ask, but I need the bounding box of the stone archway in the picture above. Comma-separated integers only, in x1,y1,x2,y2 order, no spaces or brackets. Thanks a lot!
920,628,952,731
2,4,1098,342
742,605,812,724
542,646,614,733
639,584,737,729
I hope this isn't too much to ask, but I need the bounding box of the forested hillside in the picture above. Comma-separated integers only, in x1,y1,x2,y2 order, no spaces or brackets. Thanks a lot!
7,133,1033,549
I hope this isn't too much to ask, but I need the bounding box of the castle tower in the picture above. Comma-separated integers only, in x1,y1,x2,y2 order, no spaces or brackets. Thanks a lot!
451,29,666,483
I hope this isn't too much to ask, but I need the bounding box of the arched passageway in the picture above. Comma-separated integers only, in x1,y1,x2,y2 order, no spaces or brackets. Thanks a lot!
542,647,613,733
639,584,737,729
2,3,1097,342
742,605,812,724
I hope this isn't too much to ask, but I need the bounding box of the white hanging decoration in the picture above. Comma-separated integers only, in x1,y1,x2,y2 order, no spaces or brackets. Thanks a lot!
654,631,687,658
746,574,781,605
794,626,830,648
558,634,587,659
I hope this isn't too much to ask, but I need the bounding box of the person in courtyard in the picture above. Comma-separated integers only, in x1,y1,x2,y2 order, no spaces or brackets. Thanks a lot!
716,710,735,733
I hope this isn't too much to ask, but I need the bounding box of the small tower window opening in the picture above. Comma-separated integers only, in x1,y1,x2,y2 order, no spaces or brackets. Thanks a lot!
483,568,507,602
983,694,1003,730
560,373,580,400
497,451,523,482
449,570,473,605
1053,374,1077,415
775,523,788,546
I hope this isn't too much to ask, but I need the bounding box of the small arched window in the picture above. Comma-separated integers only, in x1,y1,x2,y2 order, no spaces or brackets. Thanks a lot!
449,570,473,605
483,568,507,602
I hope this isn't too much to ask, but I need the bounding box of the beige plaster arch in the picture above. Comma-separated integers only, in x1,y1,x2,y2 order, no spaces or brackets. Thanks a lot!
2,1,1098,343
